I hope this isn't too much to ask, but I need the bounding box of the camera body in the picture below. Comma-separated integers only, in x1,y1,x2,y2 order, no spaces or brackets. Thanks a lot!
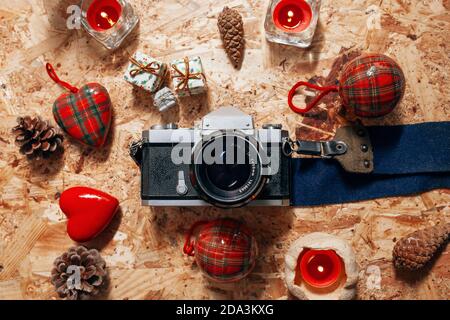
140,107,291,208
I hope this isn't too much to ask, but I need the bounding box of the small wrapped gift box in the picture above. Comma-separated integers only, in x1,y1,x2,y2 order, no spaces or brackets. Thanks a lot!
153,87,177,112
124,52,167,94
170,56,207,97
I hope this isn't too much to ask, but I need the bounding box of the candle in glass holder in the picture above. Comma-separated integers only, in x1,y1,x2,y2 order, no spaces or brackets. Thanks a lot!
81,0,139,50
86,0,122,31
299,249,343,288
264,0,321,48
273,0,312,32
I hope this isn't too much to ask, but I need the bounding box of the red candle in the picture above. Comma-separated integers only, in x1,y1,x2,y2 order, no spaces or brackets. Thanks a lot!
299,249,343,288
272,0,312,33
87,0,122,31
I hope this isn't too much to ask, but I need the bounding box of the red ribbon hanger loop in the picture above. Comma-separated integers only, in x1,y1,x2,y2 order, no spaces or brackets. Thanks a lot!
46,63,79,94
183,220,209,257
288,81,339,114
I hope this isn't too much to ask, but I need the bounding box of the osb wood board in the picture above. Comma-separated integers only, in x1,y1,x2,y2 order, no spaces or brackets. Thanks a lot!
0,0,449,300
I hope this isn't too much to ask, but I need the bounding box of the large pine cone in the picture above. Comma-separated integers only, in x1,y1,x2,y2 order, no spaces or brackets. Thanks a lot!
393,223,450,271
218,7,245,68
12,116,63,159
51,246,108,300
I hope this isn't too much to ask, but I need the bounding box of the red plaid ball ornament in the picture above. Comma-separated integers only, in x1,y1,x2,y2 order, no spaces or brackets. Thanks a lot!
183,219,258,282
46,64,112,148
288,53,406,118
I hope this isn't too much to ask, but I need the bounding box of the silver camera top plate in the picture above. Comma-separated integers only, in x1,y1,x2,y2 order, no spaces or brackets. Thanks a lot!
197,107,254,131
143,107,285,144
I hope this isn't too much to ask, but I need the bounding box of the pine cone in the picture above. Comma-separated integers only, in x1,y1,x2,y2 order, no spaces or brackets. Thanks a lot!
12,116,63,159
51,246,108,300
393,223,450,271
218,7,245,68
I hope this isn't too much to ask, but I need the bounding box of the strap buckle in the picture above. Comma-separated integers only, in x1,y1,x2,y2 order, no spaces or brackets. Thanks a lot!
284,122,374,173
283,140,347,158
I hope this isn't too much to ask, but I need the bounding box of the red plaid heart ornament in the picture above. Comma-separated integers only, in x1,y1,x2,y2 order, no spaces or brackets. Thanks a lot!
46,63,112,148
183,218,258,282
288,53,406,118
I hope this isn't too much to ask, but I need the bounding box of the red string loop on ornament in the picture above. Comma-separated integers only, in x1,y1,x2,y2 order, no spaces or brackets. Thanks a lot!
288,81,339,114
183,220,209,257
46,63,79,93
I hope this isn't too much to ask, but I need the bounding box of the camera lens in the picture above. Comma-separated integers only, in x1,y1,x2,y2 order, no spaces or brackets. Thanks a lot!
206,160,252,191
191,133,267,208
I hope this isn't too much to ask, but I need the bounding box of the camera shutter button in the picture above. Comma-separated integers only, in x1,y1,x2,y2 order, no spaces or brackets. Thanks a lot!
262,124,282,129
176,170,188,195
164,123,178,129
150,123,179,130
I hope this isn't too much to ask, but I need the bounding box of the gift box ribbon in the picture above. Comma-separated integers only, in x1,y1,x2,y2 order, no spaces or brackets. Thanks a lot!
129,55,162,78
171,57,206,95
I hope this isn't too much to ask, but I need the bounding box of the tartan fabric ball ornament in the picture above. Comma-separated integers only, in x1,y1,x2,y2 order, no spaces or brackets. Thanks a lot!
183,218,258,283
46,63,112,148
288,53,406,118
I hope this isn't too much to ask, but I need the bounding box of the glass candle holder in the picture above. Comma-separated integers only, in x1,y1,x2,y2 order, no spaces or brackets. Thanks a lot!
264,0,321,48
81,0,139,50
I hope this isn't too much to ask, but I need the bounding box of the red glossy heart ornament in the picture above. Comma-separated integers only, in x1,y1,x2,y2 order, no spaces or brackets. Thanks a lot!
60,187,119,242
46,63,112,148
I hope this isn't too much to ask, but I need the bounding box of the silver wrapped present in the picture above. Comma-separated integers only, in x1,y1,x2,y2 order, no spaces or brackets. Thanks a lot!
153,87,178,112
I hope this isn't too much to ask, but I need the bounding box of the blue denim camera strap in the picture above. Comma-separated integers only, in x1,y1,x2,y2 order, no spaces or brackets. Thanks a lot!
291,122,450,206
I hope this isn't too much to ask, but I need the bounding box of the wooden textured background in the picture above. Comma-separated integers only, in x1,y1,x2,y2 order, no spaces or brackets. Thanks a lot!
0,0,449,300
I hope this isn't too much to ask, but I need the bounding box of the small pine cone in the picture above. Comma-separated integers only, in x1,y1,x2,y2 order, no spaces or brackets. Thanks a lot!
12,116,64,159
218,7,245,68
51,246,108,300
393,223,450,271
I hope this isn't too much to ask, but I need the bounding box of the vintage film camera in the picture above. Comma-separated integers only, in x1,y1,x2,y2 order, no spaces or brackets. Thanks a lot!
130,107,372,208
